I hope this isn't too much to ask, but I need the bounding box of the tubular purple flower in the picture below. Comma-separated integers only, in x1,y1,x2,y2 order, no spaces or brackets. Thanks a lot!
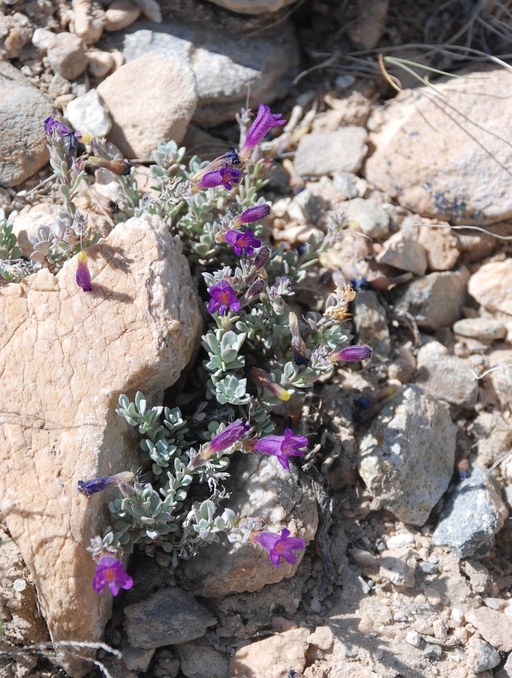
44,116,72,136
330,345,373,362
197,166,242,191
78,471,135,497
76,251,92,292
254,528,305,567
207,280,240,316
224,228,262,256
252,427,308,471
240,104,286,161
190,150,241,192
232,204,271,227
201,419,250,460
254,246,271,270
93,556,133,596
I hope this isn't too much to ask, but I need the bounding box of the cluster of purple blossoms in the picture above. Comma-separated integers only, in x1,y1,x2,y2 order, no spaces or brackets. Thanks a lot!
254,528,305,568
207,279,240,316
93,556,133,596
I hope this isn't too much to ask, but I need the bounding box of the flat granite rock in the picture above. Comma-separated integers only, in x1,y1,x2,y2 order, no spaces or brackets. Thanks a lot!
0,215,202,676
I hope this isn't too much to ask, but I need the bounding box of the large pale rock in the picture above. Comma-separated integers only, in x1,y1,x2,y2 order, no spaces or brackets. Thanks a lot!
181,455,318,597
468,259,512,316
0,215,202,676
104,18,298,125
366,68,512,224
358,385,457,525
0,61,53,187
230,628,311,678
97,53,197,159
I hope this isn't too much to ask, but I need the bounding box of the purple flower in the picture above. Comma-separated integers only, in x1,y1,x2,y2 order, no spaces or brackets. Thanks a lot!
190,150,241,192
254,528,305,567
330,345,373,362
201,419,250,461
197,166,242,191
76,251,92,292
225,228,262,256
232,204,271,227
78,471,135,497
253,428,308,471
207,280,240,316
44,116,72,136
240,104,286,161
93,556,133,596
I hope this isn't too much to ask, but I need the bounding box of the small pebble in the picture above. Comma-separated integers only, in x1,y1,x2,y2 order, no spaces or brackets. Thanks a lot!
424,644,442,660
419,561,438,575
424,587,443,607
406,630,422,647
386,533,415,549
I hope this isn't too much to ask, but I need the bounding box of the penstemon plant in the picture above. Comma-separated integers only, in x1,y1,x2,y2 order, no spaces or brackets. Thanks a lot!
5,105,373,589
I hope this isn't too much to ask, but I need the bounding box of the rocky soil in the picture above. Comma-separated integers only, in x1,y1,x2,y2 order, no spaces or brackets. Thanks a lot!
1,1,512,677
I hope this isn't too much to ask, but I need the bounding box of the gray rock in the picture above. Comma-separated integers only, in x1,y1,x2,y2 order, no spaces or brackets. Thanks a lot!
0,62,53,187
97,53,197,159
293,128,368,177
347,0,389,49
390,268,469,330
416,340,479,408
343,197,390,239
471,640,501,673
205,0,298,13
103,19,298,126
353,289,391,358
376,225,428,275
122,643,155,672
181,455,318,597
133,0,162,22
177,640,229,678
453,318,506,342
124,587,216,649
358,385,457,525
151,649,180,678
432,466,509,558
47,32,88,80
65,88,112,138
